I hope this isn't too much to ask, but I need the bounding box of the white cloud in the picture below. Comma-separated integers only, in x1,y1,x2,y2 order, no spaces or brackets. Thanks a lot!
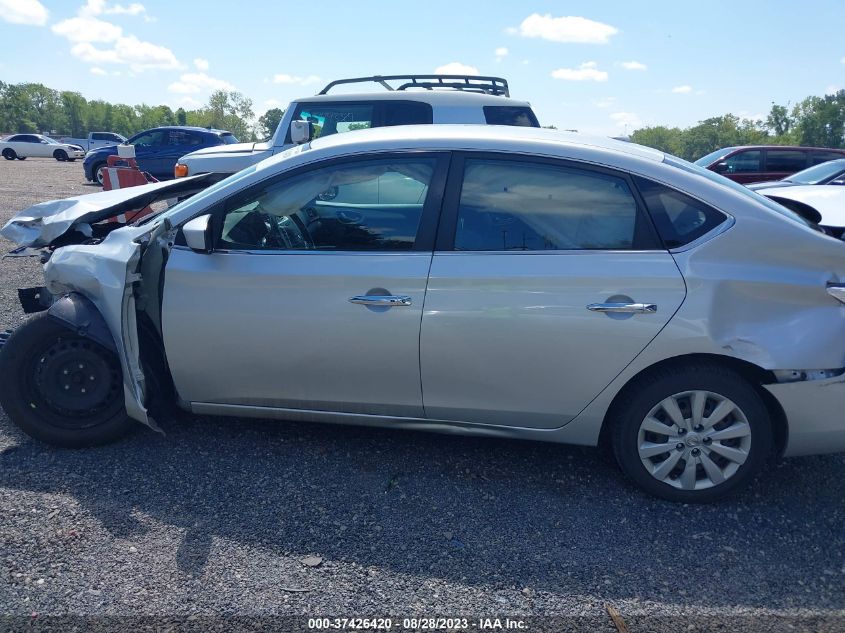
264,99,284,108
175,96,202,108
551,61,607,82
194,57,209,71
508,13,618,44
168,72,234,94
89,66,107,75
671,85,693,94
610,111,642,130
0,0,48,25
52,16,122,43
495,47,508,61
70,35,179,71
594,97,616,108
272,73,322,86
826,84,841,94
434,62,479,75
619,60,647,71
80,0,147,17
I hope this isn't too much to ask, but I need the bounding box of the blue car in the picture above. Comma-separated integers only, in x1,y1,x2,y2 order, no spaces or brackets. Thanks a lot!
83,126,238,184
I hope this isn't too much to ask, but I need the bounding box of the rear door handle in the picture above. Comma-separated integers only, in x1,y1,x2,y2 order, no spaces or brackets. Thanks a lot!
349,295,412,307
587,302,657,314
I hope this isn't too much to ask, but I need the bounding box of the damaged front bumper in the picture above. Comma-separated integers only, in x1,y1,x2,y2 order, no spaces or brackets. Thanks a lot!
767,373,845,457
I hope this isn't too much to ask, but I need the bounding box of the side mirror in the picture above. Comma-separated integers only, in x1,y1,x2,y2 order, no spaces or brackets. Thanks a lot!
713,161,729,173
290,120,314,144
183,214,213,253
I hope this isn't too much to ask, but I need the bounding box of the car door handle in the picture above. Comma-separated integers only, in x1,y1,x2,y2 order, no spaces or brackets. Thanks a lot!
349,295,413,307
587,302,657,314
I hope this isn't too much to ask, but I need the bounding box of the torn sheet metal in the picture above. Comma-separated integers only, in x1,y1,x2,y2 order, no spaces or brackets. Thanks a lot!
1,173,215,248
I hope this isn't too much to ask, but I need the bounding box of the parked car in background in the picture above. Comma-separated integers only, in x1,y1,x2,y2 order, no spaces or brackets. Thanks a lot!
694,145,845,184
748,158,845,191
59,131,126,152
83,126,238,184
175,74,539,179
759,185,845,238
1,134,85,161
3,126,845,503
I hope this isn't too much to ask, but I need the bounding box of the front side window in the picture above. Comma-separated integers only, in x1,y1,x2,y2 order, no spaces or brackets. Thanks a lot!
219,157,436,251
289,103,375,141
765,150,807,172
454,159,643,251
130,130,166,147
723,150,761,173
634,176,727,248
482,106,540,127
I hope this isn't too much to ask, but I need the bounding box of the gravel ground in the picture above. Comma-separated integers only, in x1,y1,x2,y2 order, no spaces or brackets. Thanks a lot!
0,158,843,632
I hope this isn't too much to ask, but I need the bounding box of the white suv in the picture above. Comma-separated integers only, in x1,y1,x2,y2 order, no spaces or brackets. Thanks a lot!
175,74,539,178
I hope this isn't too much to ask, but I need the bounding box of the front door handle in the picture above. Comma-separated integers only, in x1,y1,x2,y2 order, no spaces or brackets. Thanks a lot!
587,302,657,314
349,295,412,307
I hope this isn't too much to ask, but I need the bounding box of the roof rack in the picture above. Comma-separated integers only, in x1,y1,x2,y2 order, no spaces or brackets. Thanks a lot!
319,74,510,97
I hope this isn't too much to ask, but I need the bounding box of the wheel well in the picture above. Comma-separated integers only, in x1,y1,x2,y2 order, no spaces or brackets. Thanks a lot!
597,353,788,457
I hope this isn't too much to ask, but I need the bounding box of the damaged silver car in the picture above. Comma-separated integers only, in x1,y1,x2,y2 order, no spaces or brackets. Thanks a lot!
2,126,845,503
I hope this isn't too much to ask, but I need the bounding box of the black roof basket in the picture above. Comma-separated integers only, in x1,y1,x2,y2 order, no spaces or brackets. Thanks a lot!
319,74,510,97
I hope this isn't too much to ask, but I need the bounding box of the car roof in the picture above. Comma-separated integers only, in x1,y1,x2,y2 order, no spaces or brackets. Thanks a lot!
144,126,231,135
293,91,532,108
720,145,845,152
307,124,664,163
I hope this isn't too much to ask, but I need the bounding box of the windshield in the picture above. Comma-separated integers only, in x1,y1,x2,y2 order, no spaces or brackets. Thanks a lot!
665,155,815,229
785,159,845,185
42,136,60,144
693,147,737,167
220,133,239,144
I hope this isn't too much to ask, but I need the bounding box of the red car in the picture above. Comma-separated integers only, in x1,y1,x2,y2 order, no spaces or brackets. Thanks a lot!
694,145,845,184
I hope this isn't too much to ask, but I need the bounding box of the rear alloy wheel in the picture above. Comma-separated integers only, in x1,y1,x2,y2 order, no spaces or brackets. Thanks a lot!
2,148,17,160
612,364,771,502
0,312,136,447
54,149,68,162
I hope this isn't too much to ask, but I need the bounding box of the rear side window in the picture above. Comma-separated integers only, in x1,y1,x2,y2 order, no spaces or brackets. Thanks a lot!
382,101,433,126
810,151,844,166
766,150,807,172
483,106,540,127
92,133,107,141
634,177,727,248
454,159,649,251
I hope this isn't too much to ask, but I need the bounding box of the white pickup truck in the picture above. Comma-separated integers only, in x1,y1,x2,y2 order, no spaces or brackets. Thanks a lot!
175,74,540,179
58,131,126,151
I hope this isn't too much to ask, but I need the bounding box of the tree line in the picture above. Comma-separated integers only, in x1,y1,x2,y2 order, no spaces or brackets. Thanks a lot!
2,79,844,160
630,91,845,160
0,81,287,142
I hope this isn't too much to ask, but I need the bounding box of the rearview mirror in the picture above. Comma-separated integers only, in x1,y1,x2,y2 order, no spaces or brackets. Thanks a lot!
290,120,314,144
183,214,213,253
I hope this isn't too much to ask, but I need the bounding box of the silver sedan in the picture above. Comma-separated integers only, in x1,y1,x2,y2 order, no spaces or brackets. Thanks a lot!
2,126,845,503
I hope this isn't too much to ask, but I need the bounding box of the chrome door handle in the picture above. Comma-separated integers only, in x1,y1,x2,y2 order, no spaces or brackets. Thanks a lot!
349,295,412,307
587,302,657,314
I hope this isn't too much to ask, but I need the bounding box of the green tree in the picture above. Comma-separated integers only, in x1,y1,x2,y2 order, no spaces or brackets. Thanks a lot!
60,91,88,137
257,107,284,138
176,107,187,125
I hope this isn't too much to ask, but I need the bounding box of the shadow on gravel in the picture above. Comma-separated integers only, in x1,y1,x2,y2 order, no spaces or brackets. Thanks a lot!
1,413,843,610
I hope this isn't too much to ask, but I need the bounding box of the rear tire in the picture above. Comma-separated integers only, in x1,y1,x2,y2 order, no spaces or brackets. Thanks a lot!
611,363,772,503
0,312,136,447
2,148,16,160
54,149,68,162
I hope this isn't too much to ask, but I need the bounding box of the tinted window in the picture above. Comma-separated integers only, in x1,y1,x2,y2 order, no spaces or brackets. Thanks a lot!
130,130,166,146
454,159,643,251
483,106,540,127
766,150,807,172
92,133,108,141
165,130,205,146
219,157,436,251
383,101,433,126
288,103,374,142
634,176,727,248
810,151,845,166
220,133,239,144
723,150,761,173
6,135,23,142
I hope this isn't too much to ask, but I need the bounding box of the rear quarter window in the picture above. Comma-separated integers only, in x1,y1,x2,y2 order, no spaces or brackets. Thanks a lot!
483,106,540,127
634,176,728,248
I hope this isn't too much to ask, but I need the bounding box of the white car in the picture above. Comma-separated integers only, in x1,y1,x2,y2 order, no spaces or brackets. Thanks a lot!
760,184,845,238
0,134,85,162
